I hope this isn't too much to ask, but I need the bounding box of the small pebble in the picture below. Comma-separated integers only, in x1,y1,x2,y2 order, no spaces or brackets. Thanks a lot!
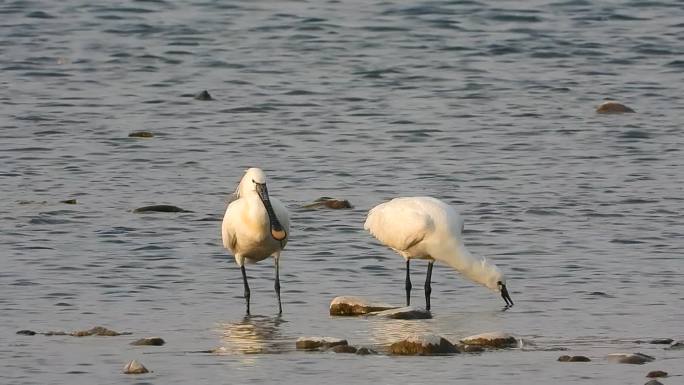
128,131,154,138
194,90,213,101
558,355,591,362
596,100,635,114
649,338,673,345
123,360,149,374
131,337,165,346
646,371,667,378
355,347,377,355
61,199,77,204
133,205,190,213
16,330,37,336
330,345,357,353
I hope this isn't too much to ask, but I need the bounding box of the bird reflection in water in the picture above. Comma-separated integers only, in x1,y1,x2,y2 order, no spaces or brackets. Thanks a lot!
218,315,289,354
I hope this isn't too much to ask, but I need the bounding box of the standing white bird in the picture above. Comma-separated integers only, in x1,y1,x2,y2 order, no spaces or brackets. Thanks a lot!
222,168,290,315
364,196,513,310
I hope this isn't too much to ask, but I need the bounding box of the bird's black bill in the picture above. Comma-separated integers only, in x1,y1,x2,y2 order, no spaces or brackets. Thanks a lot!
500,283,514,307
256,183,287,241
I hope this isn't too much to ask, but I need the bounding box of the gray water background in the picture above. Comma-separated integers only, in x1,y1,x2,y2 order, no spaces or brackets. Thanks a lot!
2,0,683,384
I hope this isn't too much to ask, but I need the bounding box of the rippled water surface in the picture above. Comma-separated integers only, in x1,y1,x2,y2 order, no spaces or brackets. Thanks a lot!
2,0,684,384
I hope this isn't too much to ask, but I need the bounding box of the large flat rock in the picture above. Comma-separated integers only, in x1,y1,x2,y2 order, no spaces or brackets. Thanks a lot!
460,332,518,349
329,296,397,316
389,333,458,356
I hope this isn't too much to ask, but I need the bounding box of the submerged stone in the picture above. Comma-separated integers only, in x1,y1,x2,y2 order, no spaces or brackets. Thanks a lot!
389,333,458,356
596,101,635,114
649,338,673,345
296,336,348,351
330,345,357,353
646,370,667,378
644,380,664,385
123,360,149,374
128,131,154,138
303,197,352,209
329,296,396,316
194,90,213,101
460,332,518,349
558,355,591,362
131,337,165,346
355,347,378,355
16,330,37,336
71,326,128,337
369,306,431,320
667,340,684,349
61,199,77,204
607,352,655,364
133,205,190,213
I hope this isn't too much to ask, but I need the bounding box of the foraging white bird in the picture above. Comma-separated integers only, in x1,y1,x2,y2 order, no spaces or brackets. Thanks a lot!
364,196,513,310
222,168,290,315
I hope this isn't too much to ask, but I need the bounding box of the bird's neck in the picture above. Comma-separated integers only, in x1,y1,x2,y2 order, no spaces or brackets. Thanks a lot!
438,239,500,291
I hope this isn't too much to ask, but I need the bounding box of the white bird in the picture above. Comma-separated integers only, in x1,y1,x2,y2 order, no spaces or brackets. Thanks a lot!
222,168,290,315
364,196,513,310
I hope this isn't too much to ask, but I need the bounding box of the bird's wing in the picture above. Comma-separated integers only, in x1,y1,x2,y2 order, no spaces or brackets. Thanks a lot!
221,200,240,252
364,199,434,252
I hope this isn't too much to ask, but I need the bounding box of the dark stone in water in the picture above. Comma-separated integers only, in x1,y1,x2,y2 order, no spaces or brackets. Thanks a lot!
389,334,458,356
131,337,165,346
460,332,518,349
644,380,664,385
596,100,635,114
133,205,190,213
303,197,352,209
296,337,348,351
17,330,37,335
71,326,129,337
194,90,213,101
646,371,667,378
355,347,377,355
61,199,77,204
667,340,684,349
128,131,154,138
558,355,591,362
330,345,357,353
649,338,673,344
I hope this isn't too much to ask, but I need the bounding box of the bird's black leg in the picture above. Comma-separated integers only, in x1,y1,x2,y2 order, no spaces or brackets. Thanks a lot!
405,259,412,307
424,261,434,311
241,264,250,316
274,257,282,315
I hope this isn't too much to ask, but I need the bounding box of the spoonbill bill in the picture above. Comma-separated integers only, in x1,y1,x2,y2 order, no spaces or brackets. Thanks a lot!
364,196,513,310
222,168,290,315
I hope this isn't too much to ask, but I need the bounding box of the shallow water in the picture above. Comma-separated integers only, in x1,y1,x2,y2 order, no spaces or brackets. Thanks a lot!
2,0,683,384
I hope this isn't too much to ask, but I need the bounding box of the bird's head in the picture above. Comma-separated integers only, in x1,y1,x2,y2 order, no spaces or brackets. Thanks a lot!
237,168,286,242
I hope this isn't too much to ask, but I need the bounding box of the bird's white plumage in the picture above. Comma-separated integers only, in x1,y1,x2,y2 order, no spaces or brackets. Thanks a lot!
364,196,504,291
221,168,290,266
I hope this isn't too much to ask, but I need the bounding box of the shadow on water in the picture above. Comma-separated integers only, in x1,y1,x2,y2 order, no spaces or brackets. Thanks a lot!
217,315,291,354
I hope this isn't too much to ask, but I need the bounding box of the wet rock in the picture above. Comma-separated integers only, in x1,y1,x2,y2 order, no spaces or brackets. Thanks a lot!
460,332,518,349
329,296,397,316
558,355,591,362
649,338,673,345
667,340,684,349
646,371,667,378
128,131,154,138
61,199,77,204
370,306,432,320
356,347,378,355
71,326,128,337
607,352,655,364
296,337,348,351
123,360,149,374
644,380,664,385
596,101,635,114
131,337,165,346
389,333,458,356
457,344,485,353
303,197,352,209
44,331,68,336
194,90,213,101
133,205,190,213
16,330,37,336
330,345,357,353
